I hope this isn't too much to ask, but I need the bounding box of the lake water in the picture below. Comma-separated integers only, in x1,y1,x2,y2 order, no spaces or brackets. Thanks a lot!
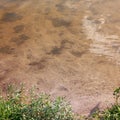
0,0,120,115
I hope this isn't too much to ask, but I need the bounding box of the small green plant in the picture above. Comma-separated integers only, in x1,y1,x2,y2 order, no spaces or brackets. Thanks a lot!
113,87,120,105
92,87,120,120
3,85,120,120
22,95,75,120
0,85,75,120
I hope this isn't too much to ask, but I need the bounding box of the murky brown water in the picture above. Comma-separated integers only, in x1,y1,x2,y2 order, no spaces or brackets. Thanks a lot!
0,0,120,115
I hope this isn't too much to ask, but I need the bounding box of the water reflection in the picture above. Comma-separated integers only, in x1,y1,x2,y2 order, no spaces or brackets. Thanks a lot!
83,0,120,64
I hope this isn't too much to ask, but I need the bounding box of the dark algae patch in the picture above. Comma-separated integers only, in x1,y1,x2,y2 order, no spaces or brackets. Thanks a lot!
50,46,62,55
29,59,46,70
11,34,30,45
0,46,14,54
1,12,22,22
13,25,24,33
48,40,73,55
52,18,71,27
56,3,65,12
61,39,73,48
71,51,86,57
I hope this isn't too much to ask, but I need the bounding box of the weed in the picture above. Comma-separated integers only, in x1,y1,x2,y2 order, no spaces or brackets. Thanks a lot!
0,85,75,120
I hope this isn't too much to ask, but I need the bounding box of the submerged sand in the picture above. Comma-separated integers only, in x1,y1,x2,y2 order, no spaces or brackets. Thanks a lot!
0,0,120,115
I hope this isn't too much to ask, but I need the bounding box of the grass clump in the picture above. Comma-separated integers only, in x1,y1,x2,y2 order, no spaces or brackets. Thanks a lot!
2,84,120,120
0,85,75,120
92,87,120,120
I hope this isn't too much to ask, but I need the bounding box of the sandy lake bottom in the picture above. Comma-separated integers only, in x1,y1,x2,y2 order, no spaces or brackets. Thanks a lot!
0,0,120,115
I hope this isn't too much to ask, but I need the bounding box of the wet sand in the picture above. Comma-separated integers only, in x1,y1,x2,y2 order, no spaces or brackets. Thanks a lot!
0,0,120,115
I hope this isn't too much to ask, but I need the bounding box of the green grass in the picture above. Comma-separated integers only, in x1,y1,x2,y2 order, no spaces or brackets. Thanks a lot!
92,87,120,120
1,85,120,120
0,85,75,120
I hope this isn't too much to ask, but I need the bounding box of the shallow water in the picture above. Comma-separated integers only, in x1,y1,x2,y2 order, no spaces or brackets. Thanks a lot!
0,0,120,115
83,0,120,64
